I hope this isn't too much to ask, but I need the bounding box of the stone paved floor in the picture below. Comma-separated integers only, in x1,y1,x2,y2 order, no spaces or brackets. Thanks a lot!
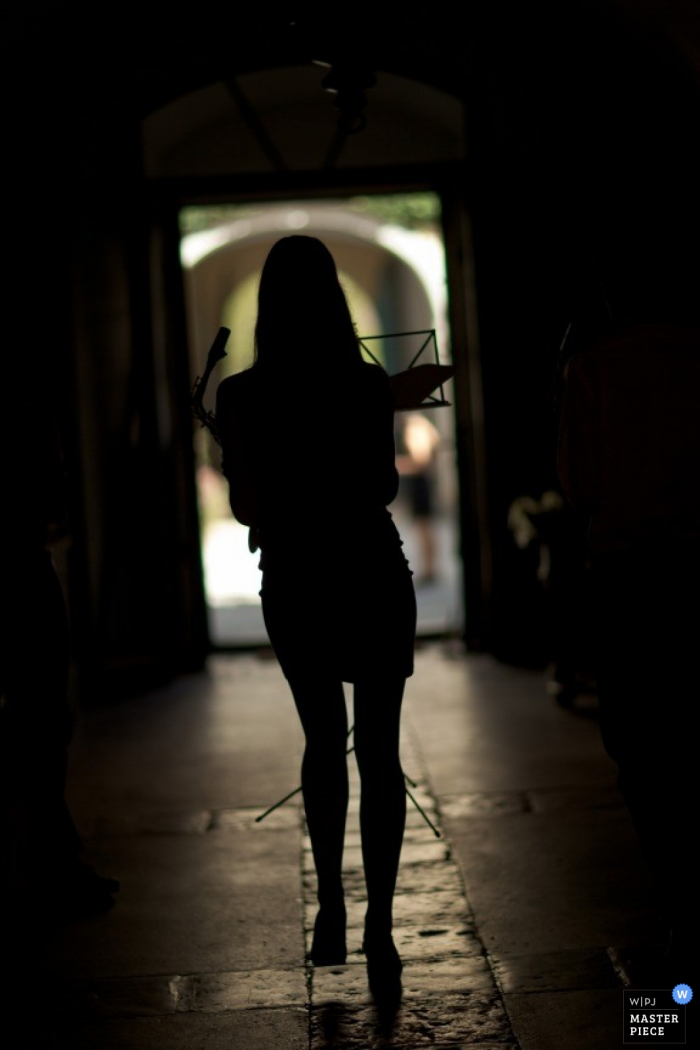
304,724,516,1049
7,645,672,1049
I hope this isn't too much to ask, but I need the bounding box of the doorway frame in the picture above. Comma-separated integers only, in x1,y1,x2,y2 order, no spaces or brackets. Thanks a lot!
145,160,491,652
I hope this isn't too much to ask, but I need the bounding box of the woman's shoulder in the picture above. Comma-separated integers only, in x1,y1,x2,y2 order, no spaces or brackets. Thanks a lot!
216,367,258,408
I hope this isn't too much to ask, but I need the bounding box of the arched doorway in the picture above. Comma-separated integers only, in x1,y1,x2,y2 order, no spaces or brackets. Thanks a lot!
142,60,489,654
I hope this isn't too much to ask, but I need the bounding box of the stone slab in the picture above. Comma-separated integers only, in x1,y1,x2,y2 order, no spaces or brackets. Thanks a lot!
33,1008,309,1050
490,947,621,993
310,991,513,1048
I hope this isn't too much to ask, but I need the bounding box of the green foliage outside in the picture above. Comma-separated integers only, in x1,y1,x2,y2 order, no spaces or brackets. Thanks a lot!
179,193,441,237
347,193,440,229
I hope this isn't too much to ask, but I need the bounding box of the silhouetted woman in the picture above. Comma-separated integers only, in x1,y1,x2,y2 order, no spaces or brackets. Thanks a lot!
216,236,416,996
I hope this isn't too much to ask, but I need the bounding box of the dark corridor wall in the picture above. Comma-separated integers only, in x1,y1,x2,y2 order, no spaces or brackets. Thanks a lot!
2,3,699,696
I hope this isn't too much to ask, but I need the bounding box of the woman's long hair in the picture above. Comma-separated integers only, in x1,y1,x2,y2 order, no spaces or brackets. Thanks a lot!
254,236,364,377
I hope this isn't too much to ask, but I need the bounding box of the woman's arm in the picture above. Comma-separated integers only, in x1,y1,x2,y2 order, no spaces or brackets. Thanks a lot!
215,378,260,528
353,365,399,506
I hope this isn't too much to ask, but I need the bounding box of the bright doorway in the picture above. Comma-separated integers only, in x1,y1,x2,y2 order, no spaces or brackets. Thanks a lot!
180,193,463,647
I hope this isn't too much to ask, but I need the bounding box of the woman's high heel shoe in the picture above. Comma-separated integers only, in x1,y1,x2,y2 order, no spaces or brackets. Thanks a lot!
362,929,403,999
309,905,347,965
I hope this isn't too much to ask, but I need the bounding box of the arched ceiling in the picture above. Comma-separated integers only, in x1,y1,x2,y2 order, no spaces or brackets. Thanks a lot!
5,2,699,168
143,67,466,178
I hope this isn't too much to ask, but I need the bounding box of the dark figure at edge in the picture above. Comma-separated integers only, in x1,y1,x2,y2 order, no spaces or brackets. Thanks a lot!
0,378,119,968
557,319,700,984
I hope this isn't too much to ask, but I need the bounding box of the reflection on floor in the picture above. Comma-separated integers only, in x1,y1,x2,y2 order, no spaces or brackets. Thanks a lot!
204,506,462,647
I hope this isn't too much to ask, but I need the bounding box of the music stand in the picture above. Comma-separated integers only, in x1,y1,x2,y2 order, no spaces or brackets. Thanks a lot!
359,329,455,411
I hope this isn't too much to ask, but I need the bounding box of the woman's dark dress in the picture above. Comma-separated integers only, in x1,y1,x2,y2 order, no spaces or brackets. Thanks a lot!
216,361,416,683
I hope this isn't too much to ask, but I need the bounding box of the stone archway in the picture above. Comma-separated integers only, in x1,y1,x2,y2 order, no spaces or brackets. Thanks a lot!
181,204,441,372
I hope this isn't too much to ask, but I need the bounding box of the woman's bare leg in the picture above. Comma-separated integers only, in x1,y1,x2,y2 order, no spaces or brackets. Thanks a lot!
287,675,348,960
353,676,406,950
